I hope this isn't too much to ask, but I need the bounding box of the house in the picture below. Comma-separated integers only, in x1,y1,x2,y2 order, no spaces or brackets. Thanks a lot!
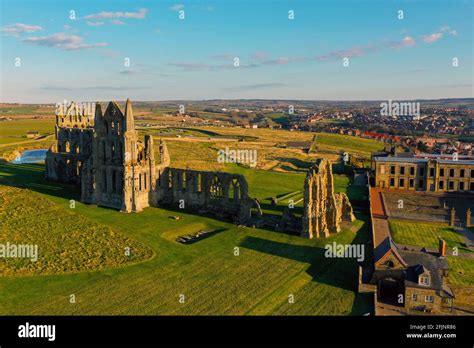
363,237,454,314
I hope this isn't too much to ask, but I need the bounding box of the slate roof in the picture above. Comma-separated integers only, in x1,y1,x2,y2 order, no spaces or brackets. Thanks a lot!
374,237,408,267
399,250,453,298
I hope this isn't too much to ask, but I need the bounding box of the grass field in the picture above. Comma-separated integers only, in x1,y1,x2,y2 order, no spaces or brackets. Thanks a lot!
0,162,372,315
389,219,471,253
447,257,474,286
0,185,153,276
0,119,55,137
314,133,383,157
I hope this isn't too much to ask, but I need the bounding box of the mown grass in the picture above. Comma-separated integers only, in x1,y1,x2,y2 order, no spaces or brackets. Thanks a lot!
389,219,471,253
446,257,474,286
0,186,153,276
0,162,372,315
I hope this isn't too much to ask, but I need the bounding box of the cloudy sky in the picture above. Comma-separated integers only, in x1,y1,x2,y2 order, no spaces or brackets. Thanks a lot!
0,0,472,103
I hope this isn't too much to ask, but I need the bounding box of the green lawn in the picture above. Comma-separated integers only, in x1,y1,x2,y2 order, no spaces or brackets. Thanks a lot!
0,162,372,315
446,257,474,286
0,119,55,137
389,219,471,253
315,133,383,157
0,185,152,277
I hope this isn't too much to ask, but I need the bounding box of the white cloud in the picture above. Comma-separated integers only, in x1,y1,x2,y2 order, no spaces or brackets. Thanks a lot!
110,19,126,25
170,4,185,11
1,23,43,36
422,32,443,43
388,36,416,48
440,26,458,36
86,21,104,27
83,8,147,20
421,26,457,44
23,33,107,51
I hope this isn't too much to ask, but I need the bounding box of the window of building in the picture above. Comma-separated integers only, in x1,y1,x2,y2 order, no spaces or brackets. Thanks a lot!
400,166,405,175
439,181,444,190
419,276,430,286
399,178,405,187
390,166,395,175
440,168,445,177
449,181,454,190
409,179,414,188
460,169,465,178
425,295,434,303
471,169,474,178
419,179,424,189
390,178,395,187
429,168,435,177
460,182,465,191
449,168,455,177
412,293,417,301
410,167,415,176
419,167,424,176
112,170,116,192
471,182,474,191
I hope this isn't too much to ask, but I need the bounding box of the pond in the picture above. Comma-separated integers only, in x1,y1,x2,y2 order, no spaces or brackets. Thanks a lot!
10,149,48,164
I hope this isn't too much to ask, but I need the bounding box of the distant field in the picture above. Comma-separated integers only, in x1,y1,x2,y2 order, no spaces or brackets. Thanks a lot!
0,162,372,315
389,219,471,253
0,119,55,137
314,133,383,156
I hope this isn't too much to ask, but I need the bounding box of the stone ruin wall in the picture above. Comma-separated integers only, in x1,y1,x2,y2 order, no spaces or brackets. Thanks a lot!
45,99,257,223
152,168,260,224
302,158,355,238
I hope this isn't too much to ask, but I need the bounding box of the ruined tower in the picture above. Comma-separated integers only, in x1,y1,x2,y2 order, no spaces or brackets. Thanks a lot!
91,99,155,212
45,101,94,185
302,158,355,239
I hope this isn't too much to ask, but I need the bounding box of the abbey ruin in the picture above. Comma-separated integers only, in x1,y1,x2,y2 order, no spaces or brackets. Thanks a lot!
302,158,355,238
45,100,259,223
46,100,354,238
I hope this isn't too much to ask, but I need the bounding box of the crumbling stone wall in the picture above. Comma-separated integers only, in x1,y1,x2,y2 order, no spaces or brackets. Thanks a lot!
153,168,258,224
302,158,355,238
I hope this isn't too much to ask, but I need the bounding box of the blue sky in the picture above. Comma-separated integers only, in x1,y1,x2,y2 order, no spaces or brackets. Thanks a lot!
0,0,472,103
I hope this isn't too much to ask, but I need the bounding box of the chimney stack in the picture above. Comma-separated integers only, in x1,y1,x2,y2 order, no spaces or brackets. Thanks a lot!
439,238,446,257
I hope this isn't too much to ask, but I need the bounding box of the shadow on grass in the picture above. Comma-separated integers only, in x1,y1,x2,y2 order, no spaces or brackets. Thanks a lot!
0,162,80,201
239,236,357,292
275,157,313,170
239,213,374,315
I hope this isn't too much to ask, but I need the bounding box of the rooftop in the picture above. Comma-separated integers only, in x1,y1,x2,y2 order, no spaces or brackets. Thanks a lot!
374,156,474,165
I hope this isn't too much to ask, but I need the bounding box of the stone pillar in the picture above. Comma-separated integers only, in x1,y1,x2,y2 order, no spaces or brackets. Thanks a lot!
450,207,456,227
467,208,471,228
